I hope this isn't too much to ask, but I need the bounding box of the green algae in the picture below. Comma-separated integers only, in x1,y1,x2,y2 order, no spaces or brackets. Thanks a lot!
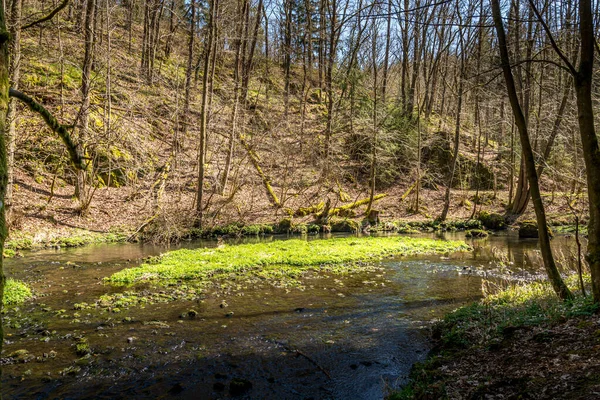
106,236,471,285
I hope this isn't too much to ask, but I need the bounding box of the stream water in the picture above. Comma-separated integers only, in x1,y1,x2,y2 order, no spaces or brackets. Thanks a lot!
0,232,582,399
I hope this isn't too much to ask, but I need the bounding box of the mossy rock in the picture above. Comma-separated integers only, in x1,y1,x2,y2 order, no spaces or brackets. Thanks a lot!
465,229,489,239
330,219,360,233
519,221,554,238
478,211,506,230
396,223,420,234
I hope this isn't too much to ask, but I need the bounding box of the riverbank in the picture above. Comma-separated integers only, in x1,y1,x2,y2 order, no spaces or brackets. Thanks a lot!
393,276,599,399
2,232,481,399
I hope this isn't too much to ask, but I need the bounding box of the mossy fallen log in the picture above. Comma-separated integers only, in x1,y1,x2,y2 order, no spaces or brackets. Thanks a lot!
329,193,388,216
293,202,325,217
240,137,281,208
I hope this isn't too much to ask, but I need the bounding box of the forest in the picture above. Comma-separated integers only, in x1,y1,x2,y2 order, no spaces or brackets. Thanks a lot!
0,0,599,398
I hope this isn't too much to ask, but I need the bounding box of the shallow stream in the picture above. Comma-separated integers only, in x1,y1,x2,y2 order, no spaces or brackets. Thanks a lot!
0,232,582,399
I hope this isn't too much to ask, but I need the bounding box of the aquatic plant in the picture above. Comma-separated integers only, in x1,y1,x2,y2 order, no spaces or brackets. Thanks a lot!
4,279,32,305
106,236,471,285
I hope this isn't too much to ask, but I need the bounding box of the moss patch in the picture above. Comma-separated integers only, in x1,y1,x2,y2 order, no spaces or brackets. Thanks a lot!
106,236,471,285
4,279,33,305
465,229,489,239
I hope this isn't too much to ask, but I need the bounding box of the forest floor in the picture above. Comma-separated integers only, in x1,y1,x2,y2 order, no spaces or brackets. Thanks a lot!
7,166,587,248
393,278,600,400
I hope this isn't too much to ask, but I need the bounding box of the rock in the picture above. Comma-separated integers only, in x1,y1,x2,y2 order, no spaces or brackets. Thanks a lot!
330,218,359,233
519,220,553,238
229,378,253,396
10,349,33,363
478,211,506,230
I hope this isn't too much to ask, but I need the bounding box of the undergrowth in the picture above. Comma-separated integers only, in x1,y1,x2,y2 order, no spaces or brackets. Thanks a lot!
392,274,597,399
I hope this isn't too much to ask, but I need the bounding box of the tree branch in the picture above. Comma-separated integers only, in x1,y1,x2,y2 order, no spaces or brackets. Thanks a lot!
22,0,70,30
9,88,86,170
527,0,577,76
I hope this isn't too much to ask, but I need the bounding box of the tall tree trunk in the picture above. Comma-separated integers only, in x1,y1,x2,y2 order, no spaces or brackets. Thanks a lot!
219,0,244,194
366,16,378,215
76,0,97,205
5,0,22,222
0,1,11,368
439,44,464,222
381,1,391,104
196,0,216,225
491,0,572,300
180,0,195,152
573,0,600,303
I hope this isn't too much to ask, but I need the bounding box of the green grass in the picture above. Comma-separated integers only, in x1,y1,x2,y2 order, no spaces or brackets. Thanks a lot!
106,236,471,285
4,279,32,305
437,275,596,348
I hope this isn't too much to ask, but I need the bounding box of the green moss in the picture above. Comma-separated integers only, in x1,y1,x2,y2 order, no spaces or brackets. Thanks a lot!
106,236,471,285
478,211,506,230
3,248,16,258
4,279,33,305
294,202,324,217
330,218,360,233
5,237,33,250
518,220,553,238
75,338,91,356
465,229,489,239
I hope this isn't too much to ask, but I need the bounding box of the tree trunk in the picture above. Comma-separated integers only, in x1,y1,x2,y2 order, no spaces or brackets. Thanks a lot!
0,1,11,367
5,0,22,222
491,0,572,300
75,0,97,205
573,0,600,303
196,0,215,225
